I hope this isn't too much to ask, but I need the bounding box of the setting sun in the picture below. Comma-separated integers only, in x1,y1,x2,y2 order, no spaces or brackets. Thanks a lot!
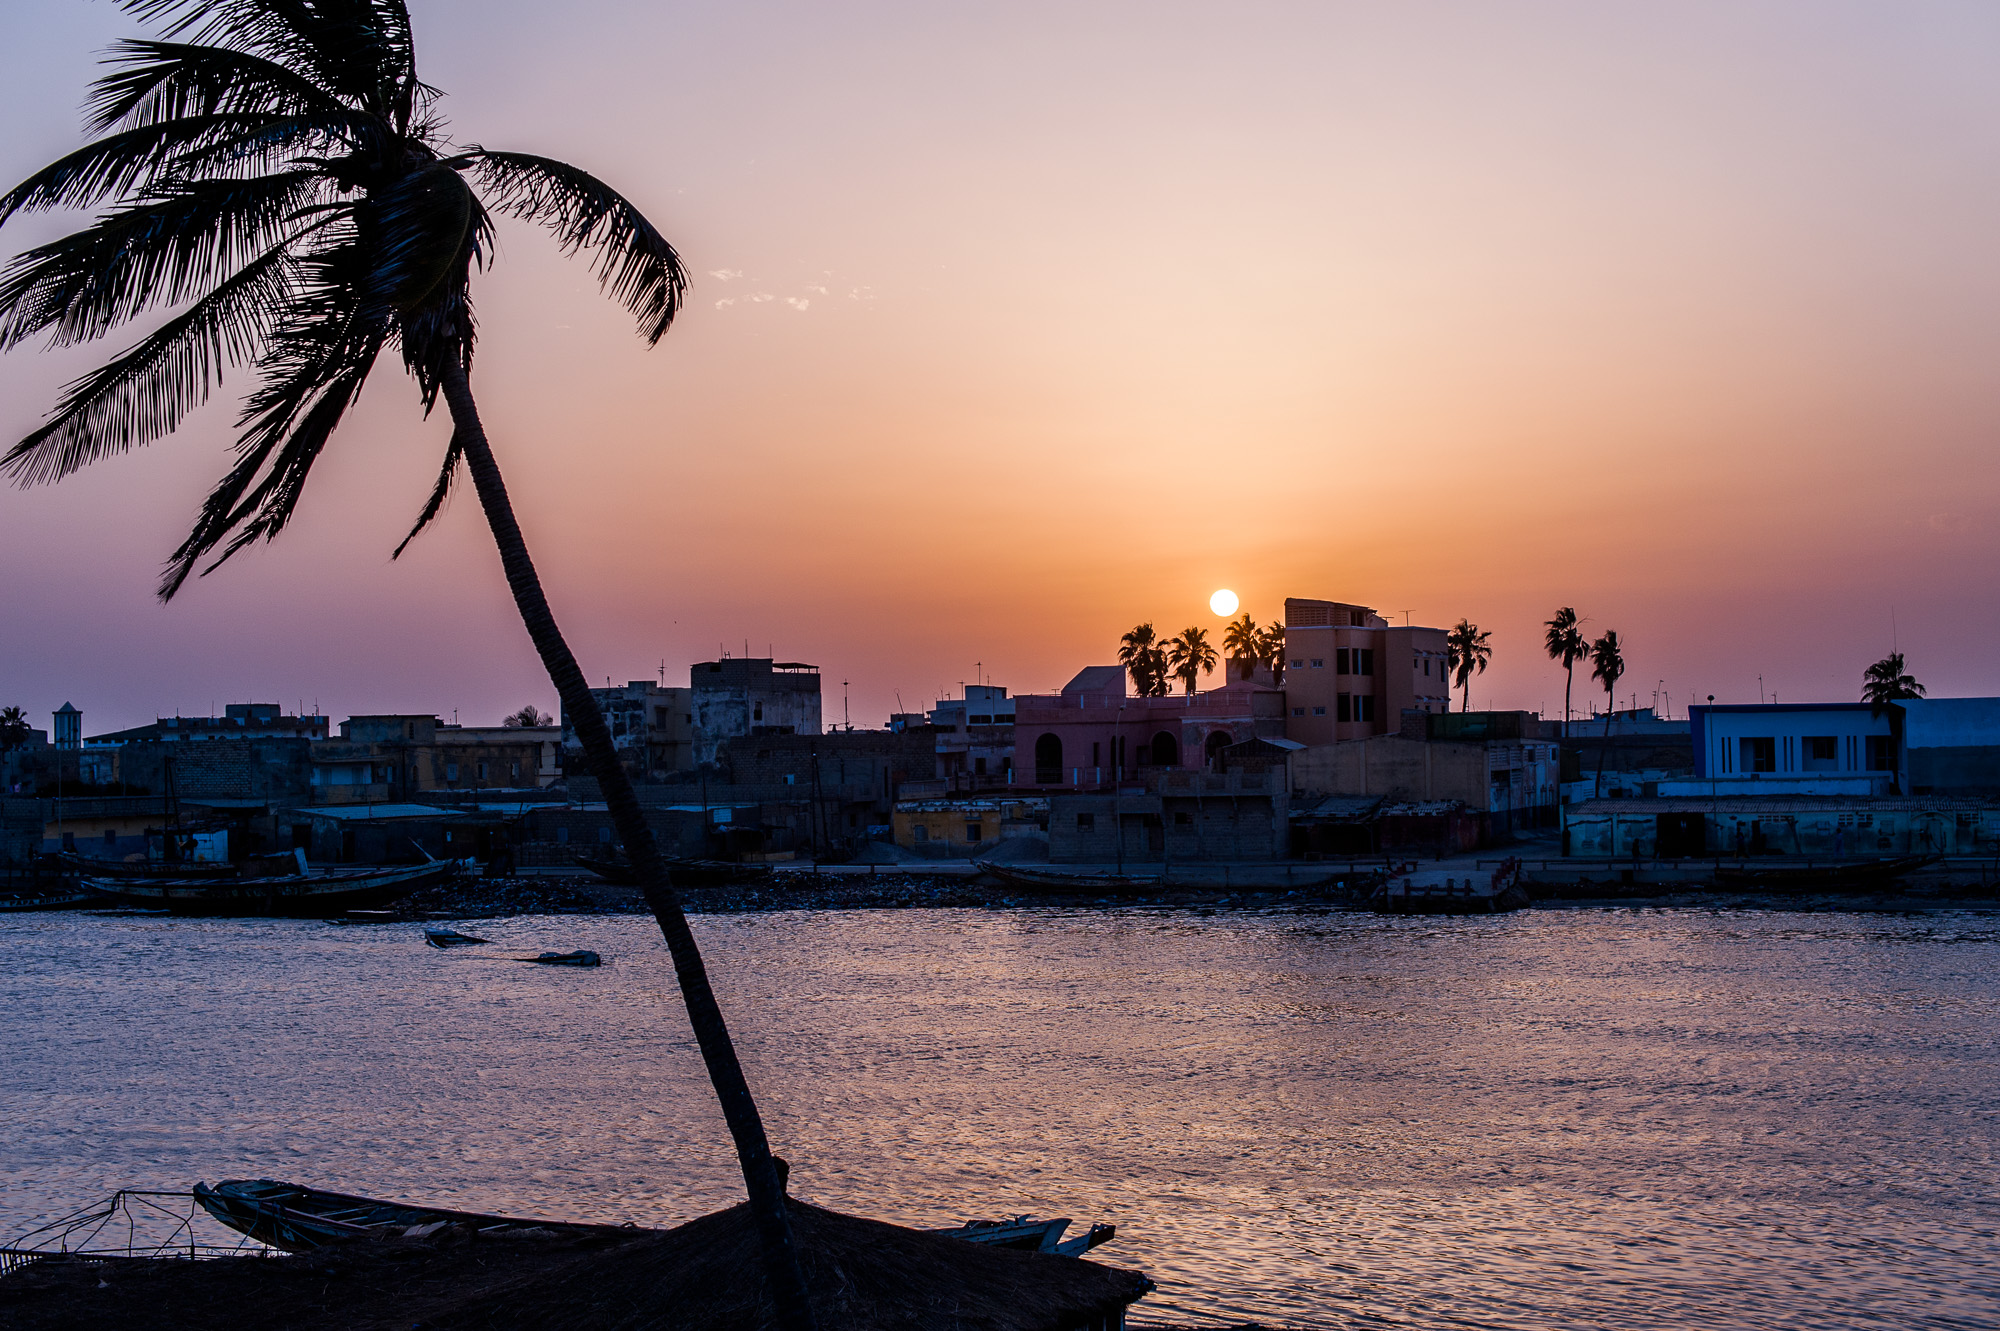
1210,589,1240,617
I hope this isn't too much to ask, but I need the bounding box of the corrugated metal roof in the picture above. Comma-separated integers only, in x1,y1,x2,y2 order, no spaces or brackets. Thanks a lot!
298,803,464,821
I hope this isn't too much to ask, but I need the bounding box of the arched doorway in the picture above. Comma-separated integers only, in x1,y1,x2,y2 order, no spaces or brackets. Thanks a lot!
1149,731,1179,767
1034,733,1063,784
1205,731,1231,769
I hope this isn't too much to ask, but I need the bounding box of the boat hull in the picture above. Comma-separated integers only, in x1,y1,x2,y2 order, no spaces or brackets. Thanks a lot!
572,851,774,888
194,1179,635,1252
1711,854,1939,890
83,861,460,916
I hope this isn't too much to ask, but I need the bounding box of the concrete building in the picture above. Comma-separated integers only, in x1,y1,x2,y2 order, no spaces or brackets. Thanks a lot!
1047,769,1289,862
310,715,560,803
928,684,1016,785
1012,666,1287,788
893,795,1048,853
1564,794,1999,859
1288,712,1561,836
1680,703,1897,797
1278,598,1451,744
690,658,822,767
86,704,331,747
562,681,694,780
1899,698,2000,795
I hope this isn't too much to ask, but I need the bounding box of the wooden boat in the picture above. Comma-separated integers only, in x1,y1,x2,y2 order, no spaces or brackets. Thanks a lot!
520,949,601,967
40,850,238,881
1711,854,1940,889
1371,859,1529,915
83,860,461,917
0,888,102,912
929,1216,1118,1258
571,850,774,888
193,1179,638,1253
981,865,1165,893
424,927,490,947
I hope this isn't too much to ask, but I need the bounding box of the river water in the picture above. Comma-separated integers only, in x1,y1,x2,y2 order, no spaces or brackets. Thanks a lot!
2,905,1996,1328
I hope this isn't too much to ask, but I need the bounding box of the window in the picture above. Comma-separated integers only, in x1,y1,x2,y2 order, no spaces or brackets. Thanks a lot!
1076,812,1095,830
1310,658,1325,669
753,702,763,721
966,824,982,842
973,757,987,775
555,826,569,844
104,828,116,844
1290,658,1304,668
405,722,414,739
446,763,459,781
970,714,992,724
477,762,487,780
598,826,613,843
1292,707,1306,717
1802,736,1838,772
1312,706,1327,716
1091,742,1101,767
1424,659,1431,676
1740,737,1776,773
1357,695,1375,722
914,825,928,842
1171,811,1192,826
511,761,520,778
1867,735,1897,771
1336,648,1351,674
1356,649,1374,676
1337,694,1352,722
1350,610,1365,626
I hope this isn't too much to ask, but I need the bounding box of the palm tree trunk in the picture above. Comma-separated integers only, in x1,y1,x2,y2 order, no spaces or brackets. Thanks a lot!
1594,684,1614,798
441,361,816,1330
1562,664,1573,741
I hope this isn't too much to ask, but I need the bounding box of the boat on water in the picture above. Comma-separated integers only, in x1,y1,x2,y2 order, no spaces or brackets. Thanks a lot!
0,888,102,913
194,1178,1120,1261
981,865,1165,893
1711,854,1940,889
83,860,462,917
571,850,774,888
40,850,238,881
193,1179,637,1252
424,927,490,947
1371,858,1529,915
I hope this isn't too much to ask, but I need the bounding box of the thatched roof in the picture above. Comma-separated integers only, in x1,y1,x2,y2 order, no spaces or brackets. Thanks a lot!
425,1200,1153,1331
0,1200,1152,1331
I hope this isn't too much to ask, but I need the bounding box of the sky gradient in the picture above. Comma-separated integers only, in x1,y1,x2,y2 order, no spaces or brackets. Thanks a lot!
4,1,1999,735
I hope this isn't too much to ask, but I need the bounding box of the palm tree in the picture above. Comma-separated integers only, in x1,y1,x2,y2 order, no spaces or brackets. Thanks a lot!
0,706,29,753
502,704,549,728
1445,619,1491,713
1543,607,1586,738
1166,625,1218,695
1254,621,1286,686
1862,651,1925,712
1118,622,1169,698
1222,612,1260,680
1590,629,1625,797
0,4,813,1322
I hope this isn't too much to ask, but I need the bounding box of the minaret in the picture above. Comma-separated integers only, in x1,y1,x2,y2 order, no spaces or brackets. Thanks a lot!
52,703,81,750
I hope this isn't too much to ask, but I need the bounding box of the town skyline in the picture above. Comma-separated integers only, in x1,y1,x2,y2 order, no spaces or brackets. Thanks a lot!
5,1,1998,734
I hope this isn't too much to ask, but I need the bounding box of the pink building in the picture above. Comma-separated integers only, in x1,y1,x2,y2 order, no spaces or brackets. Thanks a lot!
1012,666,1288,787
1279,597,1451,744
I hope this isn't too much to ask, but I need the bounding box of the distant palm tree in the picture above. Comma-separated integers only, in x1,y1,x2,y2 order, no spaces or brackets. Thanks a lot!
502,704,549,728
1590,629,1625,797
1543,607,1586,737
1222,612,1261,680
1446,619,1491,712
1118,622,1170,697
1862,651,1925,712
1254,622,1287,686
1166,626,1218,695
0,3,811,1321
0,706,28,753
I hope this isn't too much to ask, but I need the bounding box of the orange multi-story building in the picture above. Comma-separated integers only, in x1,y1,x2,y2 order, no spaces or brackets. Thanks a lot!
1278,598,1451,745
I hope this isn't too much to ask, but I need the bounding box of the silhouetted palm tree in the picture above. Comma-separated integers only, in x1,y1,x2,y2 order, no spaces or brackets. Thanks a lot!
1590,629,1625,797
1166,625,1218,695
1254,621,1286,686
0,706,28,753
0,3,811,1321
1543,607,1586,738
502,704,549,728
1222,612,1261,680
1862,651,1925,712
1118,622,1169,697
1446,619,1491,712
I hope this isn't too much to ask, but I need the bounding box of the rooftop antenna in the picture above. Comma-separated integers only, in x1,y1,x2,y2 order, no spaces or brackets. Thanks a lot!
975,661,982,687
842,680,850,730
658,659,667,685
1758,674,1764,703
1399,610,1412,626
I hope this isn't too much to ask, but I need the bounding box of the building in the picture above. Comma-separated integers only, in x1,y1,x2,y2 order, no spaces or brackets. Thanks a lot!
310,715,560,804
1278,598,1451,744
928,684,1016,785
1564,794,1999,859
75,704,331,805
1898,698,2000,796
690,658,822,767
1012,666,1287,788
892,795,1048,854
1047,769,1289,863
86,703,331,747
1288,711,1561,837
562,681,694,780
51,703,82,751
1680,703,1897,797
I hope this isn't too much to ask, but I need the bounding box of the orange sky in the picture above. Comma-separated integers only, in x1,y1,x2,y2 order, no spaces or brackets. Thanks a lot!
4,1,1999,733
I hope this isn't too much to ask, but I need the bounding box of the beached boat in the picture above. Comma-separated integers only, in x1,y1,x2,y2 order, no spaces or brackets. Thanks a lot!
0,888,102,912
1371,859,1529,915
83,860,461,917
424,927,490,947
193,1179,636,1253
40,850,238,880
1711,854,1939,889
571,850,774,888
980,865,1166,893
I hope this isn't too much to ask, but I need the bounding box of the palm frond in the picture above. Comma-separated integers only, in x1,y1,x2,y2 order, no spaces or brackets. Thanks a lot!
87,38,348,132
0,115,287,224
2,243,296,486
471,150,685,343
392,426,463,558
0,171,325,350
